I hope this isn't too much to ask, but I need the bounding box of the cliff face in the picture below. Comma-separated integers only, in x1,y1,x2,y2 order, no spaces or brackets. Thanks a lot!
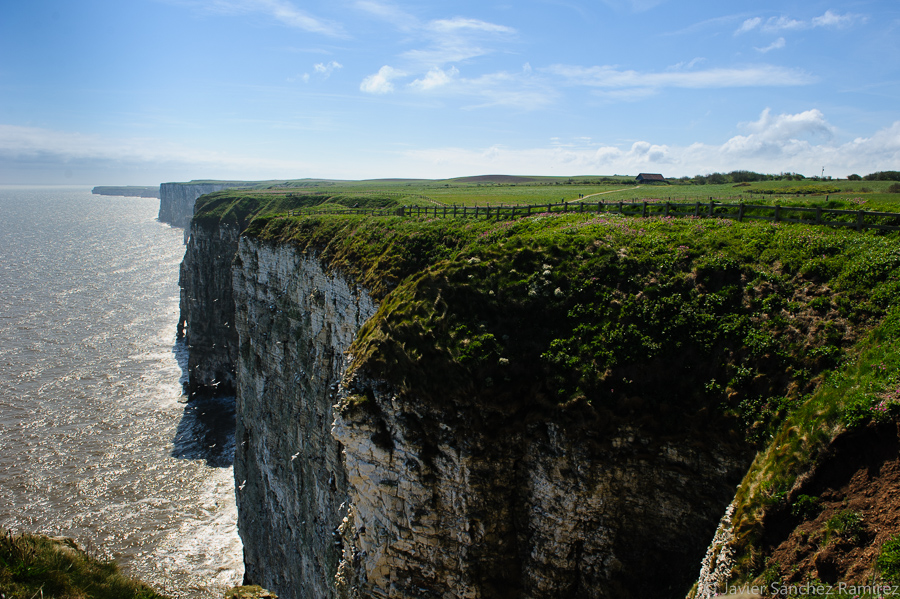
333,374,745,599
159,182,236,228
179,191,900,599
231,238,377,597
178,219,242,396
213,234,748,599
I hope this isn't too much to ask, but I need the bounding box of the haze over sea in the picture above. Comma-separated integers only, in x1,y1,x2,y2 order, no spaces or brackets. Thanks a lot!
0,186,242,597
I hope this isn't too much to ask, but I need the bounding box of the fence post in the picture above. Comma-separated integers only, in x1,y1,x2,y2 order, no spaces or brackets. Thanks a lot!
475,205,479,218
816,207,822,225
453,205,457,218
564,202,569,213
618,201,623,214
708,201,714,217
527,205,532,217
579,202,584,213
738,203,744,222
695,202,700,216
774,205,780,223
664,202,670,217
642,201,647,217
857,210,864,232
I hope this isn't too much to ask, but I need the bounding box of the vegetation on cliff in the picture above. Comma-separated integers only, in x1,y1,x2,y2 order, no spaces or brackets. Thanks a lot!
242,208,898,439
197,185,900,594
0,529,168,599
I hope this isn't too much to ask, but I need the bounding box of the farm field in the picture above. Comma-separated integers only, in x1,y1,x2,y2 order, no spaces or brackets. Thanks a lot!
247,174,900,212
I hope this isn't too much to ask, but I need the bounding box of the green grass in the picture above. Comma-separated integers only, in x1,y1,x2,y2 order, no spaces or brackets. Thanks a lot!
235,203,900,436
0,530,168,599
200,188,900,591
190,176,900,214
877,534,900,582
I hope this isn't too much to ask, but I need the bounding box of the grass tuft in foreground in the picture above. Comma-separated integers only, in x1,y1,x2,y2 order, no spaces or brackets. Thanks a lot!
0,529,168,599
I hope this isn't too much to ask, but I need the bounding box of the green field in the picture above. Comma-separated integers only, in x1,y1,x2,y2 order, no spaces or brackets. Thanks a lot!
233,174,900,211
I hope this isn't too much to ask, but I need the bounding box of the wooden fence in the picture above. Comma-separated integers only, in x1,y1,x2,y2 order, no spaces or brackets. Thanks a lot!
282,199,900,232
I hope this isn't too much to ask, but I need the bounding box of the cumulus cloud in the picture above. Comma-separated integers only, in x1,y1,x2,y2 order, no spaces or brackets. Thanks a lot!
398,111,900,178
409,66,459,91
360,65,406,94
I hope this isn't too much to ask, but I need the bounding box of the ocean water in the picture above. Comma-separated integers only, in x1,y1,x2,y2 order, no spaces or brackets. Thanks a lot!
0,187,242,597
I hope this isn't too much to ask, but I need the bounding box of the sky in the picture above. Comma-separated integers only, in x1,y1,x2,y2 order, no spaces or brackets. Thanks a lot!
0,0,898,184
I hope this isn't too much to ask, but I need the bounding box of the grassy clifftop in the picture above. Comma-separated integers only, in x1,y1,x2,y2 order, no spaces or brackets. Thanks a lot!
198,190,900,590
242,207,899,435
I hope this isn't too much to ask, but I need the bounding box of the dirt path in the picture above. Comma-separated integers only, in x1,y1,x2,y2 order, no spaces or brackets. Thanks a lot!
573,186,640,202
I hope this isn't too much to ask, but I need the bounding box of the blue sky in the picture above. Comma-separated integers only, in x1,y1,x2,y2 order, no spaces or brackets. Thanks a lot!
1,0,898,184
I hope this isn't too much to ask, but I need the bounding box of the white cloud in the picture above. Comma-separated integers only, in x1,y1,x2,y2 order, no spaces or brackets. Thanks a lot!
761,16,805,33
740,108,833,141
736,10,863,35
398,111,900,178
597,0,668,13
545,64,814,91
812,10,858,28
313,61,343,77
409,66,459,91
736,17,761,34
354,0,418,30
0,123,311,181
755,37,786,53
428,17,515,35
360,65,406,94
404,68,558,110
169,0,344,35
400,17,516,67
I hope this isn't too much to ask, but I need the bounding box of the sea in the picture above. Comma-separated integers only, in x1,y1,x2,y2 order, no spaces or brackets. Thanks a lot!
0,186,243,597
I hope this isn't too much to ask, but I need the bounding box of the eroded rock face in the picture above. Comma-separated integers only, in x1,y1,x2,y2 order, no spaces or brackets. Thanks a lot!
178,221,242,396
232,239,377,598
180,229,752,599
159,183,233,228
333,377,747,599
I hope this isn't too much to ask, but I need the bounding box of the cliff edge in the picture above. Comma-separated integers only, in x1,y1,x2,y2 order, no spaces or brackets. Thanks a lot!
180,191,900,598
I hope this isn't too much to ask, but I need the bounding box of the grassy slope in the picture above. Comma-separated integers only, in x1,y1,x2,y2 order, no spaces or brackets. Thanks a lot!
0,530,169,599
189,176,900,209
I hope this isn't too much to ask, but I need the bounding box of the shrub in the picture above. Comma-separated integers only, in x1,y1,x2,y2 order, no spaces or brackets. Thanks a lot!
877,534,900,582
888,183,900,193
825,510,865,544
791,494,822,520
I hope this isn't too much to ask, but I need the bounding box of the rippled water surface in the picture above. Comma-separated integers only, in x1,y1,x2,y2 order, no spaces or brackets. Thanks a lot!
0,187,242,597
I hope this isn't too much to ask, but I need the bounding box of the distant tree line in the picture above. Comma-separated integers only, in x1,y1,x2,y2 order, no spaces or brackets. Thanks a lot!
675,170,899,185
676,171,807,185
849,171,900,181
